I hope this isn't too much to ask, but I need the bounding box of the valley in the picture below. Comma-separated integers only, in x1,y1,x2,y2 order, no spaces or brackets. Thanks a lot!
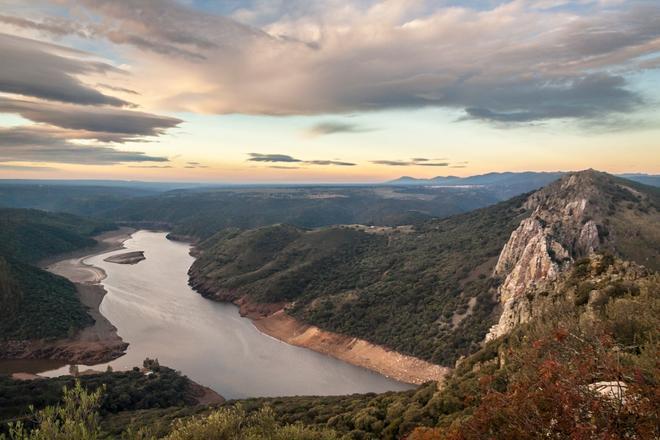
15,230,414,398
0,171,658,439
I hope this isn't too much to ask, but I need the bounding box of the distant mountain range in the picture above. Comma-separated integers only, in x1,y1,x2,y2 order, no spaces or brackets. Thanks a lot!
387,171,660,188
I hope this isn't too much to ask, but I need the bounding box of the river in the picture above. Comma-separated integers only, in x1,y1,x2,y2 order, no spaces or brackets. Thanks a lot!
32,230,413,398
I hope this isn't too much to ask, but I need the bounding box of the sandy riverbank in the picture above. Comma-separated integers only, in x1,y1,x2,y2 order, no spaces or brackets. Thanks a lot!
250,308,448,385
191,270,448,385
1,228,133,365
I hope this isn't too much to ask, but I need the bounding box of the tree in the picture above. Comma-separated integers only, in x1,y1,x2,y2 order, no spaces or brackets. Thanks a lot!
4,381,103,440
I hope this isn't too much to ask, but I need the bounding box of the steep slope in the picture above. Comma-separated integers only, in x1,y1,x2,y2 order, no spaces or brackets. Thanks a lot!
488,170,659,338
0,208,113,263
0,209,114,341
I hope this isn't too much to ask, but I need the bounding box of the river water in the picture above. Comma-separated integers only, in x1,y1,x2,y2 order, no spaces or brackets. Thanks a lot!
33,231,412,398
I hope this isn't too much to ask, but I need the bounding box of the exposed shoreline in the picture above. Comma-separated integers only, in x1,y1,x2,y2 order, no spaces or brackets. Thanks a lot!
0,228,134,365
8,227,444,390
250,308,449,385
192,286,448,385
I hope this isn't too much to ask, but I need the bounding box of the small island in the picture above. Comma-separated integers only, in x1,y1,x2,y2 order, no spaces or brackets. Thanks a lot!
104,251,146,265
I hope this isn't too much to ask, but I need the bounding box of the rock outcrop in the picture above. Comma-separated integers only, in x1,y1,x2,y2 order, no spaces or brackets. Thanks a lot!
486,170,655,339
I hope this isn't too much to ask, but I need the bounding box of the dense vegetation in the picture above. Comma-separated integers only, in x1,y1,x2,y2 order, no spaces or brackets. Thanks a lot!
597,174,660,271
0,362,196,426
0,259,92,340
107,187,502,240
191,194,530,365
0,209,113,264
1,379,341,440
0,209,114,341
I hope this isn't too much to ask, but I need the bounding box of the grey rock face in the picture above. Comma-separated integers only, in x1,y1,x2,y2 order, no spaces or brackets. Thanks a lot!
487,171,611,340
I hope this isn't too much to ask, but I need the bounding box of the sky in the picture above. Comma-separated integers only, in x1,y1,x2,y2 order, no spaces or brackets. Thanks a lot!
0,0,658,183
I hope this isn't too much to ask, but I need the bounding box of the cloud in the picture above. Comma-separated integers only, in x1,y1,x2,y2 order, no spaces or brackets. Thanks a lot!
0,97,182,141
268,165,300,169
306,121,372,136
24,0,655,124
304,160,356,166
371,158,449,167
247,153,301,163
183,161,209,169
371,160,411,166
0,14,85,37
0,163,57,171
0,126,169,164
4,1,658,126
96,83,140,95
0,33,129,106
247,153,356,166
416,162,449,167
127,165,173,169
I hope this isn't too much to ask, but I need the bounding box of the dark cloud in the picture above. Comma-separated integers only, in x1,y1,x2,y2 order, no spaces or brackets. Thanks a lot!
371,160,411,166
305,160,356,166
0,97,182,140
0,33,129,106
416,162,449,167
268,165,300,169
307,121,372,136
0,126,169,165
183,161,209,169
247,153,302,163
96,83,140,95
462,74,641,123
248,153,355,167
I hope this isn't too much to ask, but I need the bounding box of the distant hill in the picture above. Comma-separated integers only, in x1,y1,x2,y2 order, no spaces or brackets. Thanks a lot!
618,173,660,187
104,186,502,240
387,171,659,194
388,171,565,186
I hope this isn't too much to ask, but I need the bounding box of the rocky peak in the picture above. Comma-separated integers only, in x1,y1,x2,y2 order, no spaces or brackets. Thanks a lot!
486,170,655,339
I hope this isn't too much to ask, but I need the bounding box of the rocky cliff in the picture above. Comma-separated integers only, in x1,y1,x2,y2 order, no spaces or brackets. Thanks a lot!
487,170,659,339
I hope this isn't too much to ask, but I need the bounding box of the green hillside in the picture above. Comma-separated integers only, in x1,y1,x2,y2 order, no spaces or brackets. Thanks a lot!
0,209,114,341
191,194,530,365
0,208,114,264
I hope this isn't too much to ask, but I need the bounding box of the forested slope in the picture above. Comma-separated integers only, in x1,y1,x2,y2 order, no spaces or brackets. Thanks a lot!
190,172,660,367
0,209,114,341
191,194,531,365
